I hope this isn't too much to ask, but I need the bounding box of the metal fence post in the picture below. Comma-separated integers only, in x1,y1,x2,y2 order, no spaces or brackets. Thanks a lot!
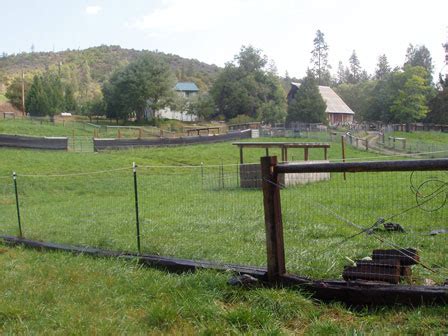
261,156,286,282
12,172,23,238
133,162,141,254
236,162,239,187
221,161,225,189
201,162,204,189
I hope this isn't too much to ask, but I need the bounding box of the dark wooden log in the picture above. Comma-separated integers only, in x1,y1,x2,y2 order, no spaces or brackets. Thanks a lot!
343,259,401,284
400,266,413,282
372,248,419,266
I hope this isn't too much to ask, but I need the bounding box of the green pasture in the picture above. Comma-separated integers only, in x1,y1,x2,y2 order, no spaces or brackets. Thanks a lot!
391,131,448,145
0,126,447,334
386,131,448,156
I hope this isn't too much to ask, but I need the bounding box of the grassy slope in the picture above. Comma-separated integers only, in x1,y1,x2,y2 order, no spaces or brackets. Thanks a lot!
0,127,447,334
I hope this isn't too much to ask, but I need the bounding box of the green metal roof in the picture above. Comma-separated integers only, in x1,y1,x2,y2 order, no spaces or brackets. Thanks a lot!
175,82,199,92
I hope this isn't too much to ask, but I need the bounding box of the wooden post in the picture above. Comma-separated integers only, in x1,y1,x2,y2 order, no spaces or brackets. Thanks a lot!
138,128,143,139
239,146,244,164
304,148,309,161
341,135,346,181
261,156,286,282
324,147,328,160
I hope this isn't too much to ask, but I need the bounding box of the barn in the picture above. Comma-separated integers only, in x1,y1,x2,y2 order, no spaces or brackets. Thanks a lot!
287,82,355,125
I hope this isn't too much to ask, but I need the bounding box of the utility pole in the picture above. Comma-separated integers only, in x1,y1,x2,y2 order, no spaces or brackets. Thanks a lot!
21,70,25,116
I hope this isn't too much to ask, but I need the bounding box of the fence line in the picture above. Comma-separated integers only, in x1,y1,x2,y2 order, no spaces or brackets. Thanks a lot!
1,158,447,296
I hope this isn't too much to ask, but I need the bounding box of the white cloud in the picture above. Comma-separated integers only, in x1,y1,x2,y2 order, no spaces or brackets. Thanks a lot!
85,5,102,15
129,0,244,34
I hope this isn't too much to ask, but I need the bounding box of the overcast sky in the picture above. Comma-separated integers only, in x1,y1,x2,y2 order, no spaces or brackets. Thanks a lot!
3,0,448,79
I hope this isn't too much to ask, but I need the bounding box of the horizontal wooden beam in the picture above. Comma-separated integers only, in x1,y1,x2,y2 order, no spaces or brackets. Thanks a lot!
276,159,448,174
232,142,330,149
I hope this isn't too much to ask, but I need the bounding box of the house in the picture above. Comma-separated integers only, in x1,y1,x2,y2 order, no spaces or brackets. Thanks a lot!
175,82,199,97
145,82,199,121
287,82,355,125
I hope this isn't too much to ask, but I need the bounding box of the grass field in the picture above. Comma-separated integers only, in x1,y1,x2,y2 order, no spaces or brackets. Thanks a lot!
387,131,448,155
0,123,447,334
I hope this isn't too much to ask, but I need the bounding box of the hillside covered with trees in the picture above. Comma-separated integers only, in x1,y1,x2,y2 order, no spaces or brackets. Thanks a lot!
1,37,446,126
0,45,220,92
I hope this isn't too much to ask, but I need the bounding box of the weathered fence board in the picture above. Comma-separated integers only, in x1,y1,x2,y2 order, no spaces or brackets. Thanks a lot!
0,134,68,150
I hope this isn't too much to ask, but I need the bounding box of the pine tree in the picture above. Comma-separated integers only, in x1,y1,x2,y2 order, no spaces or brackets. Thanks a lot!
310,30,331,86
375,54,391,80
26,75,49,116
336,61,346,84
404,44,433,82
286,71,327,124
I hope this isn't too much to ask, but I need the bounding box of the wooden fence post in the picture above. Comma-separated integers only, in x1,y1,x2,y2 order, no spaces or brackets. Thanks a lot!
261,156,286,282
341,135,346,181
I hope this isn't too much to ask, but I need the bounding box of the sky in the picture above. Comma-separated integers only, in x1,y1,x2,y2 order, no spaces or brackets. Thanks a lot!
2,0,448,79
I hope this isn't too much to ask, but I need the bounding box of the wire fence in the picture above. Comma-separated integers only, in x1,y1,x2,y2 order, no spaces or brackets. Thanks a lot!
378,132,448,159
1,161,447,284
0,163,266,267
279,166,448,284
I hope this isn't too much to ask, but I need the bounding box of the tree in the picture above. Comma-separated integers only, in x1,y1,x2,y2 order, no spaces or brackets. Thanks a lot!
347,50,363,84
210,45,286,123
103,53,175,121
335,80,376,122
310,30,331,85
375,54,391,80
5,75,32,110
234,45,267,73
80,96,106,122
336,61,347,85
405,44,433,82
390,72,429,123
426,77,448,124
25,70,77,117
286,71,327,124
25,75,48,116
185,93,215,120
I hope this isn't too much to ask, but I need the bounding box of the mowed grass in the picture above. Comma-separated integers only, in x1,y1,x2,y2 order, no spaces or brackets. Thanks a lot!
0,128,447,333
388,131,448,156
391,131,448,146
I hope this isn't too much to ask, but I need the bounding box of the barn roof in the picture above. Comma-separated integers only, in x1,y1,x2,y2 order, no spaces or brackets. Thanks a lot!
175,82,199,92
290,83,354,115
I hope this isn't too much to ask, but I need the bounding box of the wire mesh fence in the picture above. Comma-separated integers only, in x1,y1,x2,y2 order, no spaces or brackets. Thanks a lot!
0,164,266,267
1,161,447,284
280,167,448,284
378,132,448,158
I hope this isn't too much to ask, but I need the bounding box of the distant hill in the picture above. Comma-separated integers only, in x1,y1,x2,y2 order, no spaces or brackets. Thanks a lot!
0,45,221,91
